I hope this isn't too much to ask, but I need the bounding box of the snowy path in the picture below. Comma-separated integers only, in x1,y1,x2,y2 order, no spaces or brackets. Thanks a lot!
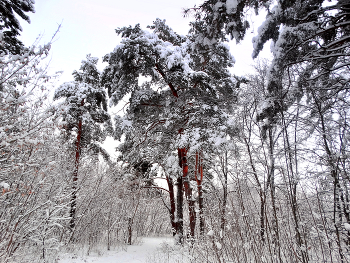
58,236,176,263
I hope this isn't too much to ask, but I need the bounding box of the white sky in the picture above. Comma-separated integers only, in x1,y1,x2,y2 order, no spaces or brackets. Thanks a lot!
20,0,271,86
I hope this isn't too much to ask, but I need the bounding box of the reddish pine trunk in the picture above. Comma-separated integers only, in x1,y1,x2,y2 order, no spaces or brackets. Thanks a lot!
179,148,196,240
187,189,196,240
166,176,177,236
70,99,84,230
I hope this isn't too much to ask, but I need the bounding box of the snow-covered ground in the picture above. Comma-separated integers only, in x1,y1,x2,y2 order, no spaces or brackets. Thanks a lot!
57,236,190,263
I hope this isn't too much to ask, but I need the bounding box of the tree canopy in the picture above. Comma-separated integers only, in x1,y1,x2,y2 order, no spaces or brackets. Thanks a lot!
0,0,35,54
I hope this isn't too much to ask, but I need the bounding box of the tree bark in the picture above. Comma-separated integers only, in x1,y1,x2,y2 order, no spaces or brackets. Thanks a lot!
179,148,196,241
127,217,132,245
315,96,345,262
195,152,205,236
220,151,228,234
176,174,183,244
268,127,282,262
280,109,309,263
166,176,177,236
70,99,84,231
244,137,266,242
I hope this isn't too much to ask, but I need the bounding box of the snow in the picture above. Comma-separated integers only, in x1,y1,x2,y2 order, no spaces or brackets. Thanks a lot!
215,242,222,250
121,119,133,129
0,182,10,190
226,0,238,14
214,2,224,11
207,230,214,236
58,237,175,263
344,223,350,231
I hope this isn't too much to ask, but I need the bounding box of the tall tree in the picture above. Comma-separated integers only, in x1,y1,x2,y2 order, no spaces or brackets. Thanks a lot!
54,54,112,231
190,1,349,259
102,19,237,242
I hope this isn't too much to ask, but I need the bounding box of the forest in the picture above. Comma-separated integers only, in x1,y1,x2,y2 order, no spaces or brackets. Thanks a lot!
1,0,350,262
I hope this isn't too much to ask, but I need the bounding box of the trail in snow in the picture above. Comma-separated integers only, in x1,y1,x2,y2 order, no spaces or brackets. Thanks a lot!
57,236,180,263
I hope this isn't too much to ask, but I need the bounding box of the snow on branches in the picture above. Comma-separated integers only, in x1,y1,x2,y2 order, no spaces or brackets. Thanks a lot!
102,19,238,169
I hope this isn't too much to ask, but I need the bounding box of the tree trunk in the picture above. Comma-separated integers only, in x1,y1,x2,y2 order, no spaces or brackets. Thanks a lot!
127,217,132,245
280,109,309,263
179,148,196,241
314,93,345,262
198,183,204,235
70,99,84,231
176,175,183,244
268,127,282,262
195,152,205,236
220,151,228,234
187,187,196,241
166,176,177,236
244,121,266,242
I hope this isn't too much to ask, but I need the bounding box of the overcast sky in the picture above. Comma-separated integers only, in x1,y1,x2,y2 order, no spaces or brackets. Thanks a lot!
19,0,271,86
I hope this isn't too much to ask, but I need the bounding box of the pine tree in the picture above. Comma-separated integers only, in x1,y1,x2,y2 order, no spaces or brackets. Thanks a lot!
54,54,112,231
102,19,237,241
190,1,349,260
0,0,35,54
190,0,350,127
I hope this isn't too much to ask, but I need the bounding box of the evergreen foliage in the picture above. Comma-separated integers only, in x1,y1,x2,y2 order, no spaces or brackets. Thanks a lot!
103,19,237,166
54,54,112,160
0,0,35,54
